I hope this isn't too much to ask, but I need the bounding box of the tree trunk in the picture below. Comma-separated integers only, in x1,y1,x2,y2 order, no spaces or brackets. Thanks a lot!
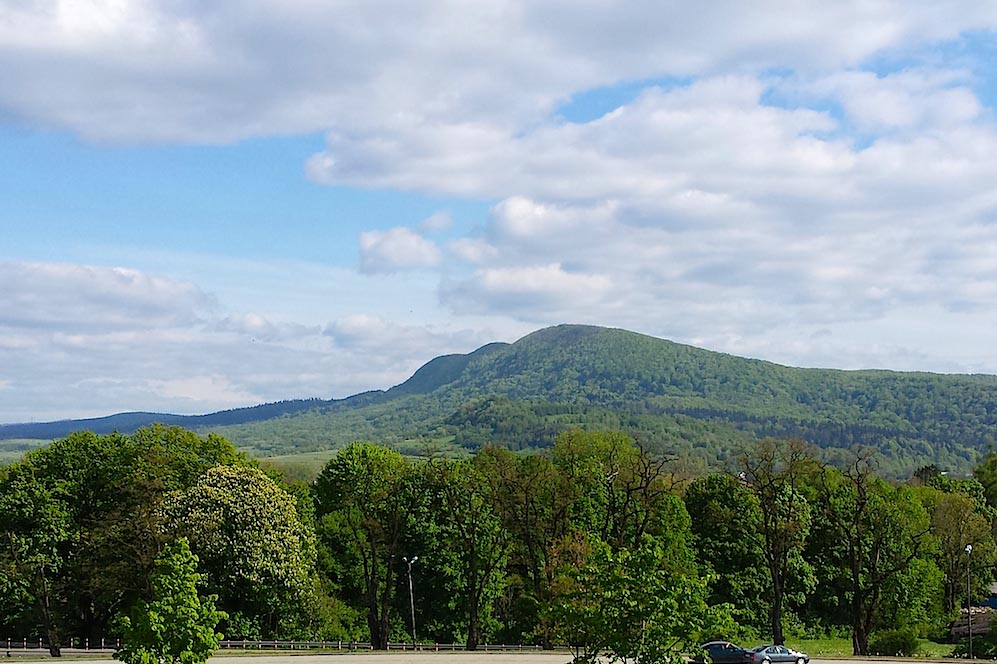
467,594,480,651
366,607,381,650
46,627,61,657
851,560,867,655
771,578,784,645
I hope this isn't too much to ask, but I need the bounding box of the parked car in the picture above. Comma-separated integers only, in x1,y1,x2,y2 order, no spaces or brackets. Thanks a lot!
747,644,810,664
691,641,752,664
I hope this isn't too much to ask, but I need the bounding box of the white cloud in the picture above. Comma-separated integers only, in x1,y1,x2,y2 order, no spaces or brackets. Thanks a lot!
0,261,214,330
444,263,613,320
150,375,262,406
2,2,997,143
420,211,453,232
796,69,983,132
359,227,442,273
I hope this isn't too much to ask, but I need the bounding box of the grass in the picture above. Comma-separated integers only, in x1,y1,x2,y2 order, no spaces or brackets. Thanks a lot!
785,637,955,658
0,438,51,466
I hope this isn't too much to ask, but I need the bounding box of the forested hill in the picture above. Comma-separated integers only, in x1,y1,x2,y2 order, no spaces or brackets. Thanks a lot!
5,324,997,474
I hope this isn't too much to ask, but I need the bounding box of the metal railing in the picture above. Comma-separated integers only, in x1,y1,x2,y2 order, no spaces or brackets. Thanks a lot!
4,638,559,655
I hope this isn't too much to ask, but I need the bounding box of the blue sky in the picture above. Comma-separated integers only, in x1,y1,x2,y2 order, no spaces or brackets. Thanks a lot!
2,2,997,422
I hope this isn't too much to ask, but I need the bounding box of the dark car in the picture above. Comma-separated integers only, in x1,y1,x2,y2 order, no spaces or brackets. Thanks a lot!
692,641,752,664
747,644,810,664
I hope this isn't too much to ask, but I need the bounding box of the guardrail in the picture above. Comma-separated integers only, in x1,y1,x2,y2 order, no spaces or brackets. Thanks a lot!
216,640,551,651
3,638,558,655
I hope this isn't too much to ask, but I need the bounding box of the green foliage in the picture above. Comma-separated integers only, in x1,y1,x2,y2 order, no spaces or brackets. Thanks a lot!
685,473,770,632
0,426,248,649
550,535,733,664
162,465,318,639
115,538,225,664
866,629,922,656
313,442,416,649
815,452,938,654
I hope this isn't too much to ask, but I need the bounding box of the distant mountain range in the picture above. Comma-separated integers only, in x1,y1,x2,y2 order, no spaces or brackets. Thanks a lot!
5,324,997,475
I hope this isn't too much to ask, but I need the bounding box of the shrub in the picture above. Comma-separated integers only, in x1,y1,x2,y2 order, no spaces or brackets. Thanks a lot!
868,628,921,657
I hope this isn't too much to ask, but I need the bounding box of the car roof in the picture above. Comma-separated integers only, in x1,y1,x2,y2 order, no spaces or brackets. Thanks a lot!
702,641,736,648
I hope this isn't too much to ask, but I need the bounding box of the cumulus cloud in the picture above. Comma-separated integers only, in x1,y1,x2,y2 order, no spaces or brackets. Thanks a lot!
420,211,453,232
0,261,214,330
444,263,613,320
359,227,442,273
2,2,997,143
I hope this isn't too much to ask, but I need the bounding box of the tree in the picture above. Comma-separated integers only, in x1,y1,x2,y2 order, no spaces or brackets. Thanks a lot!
0,426,248,648
684,473,770,632
926,490,996,614
313,443,413,649
115,538,225,664
162,465,317,639
424,455,510,650
551,430,683,551
817,449,936,655
739,438,815,645
550,535,731,664
475,445,575,648
0,460,72,656
973,451,997,509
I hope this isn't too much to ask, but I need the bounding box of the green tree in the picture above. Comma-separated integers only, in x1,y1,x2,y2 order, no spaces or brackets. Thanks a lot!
162,465,317,638
973,451,997,509
925,490,997,614
115,538,225,664
313,442,414,649
684,473,769,633
551,535,731,664
552,430,683,550
424,455,510,649
0,460,72,655
739,438,815,645
475,445,575,648
0,426,248,647
818,449,936,654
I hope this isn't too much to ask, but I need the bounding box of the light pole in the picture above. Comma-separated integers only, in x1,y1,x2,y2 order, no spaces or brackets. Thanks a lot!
966,544,973,659
403,556,419,645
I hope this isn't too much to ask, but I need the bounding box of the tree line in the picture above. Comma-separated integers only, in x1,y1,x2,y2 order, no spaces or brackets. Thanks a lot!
2,424,996,663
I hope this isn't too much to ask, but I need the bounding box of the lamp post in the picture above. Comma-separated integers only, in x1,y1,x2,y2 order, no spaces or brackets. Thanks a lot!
966,544,973,659
403,556,419,645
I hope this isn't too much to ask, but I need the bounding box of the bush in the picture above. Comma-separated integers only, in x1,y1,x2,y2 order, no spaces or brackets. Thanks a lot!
868,628,921,657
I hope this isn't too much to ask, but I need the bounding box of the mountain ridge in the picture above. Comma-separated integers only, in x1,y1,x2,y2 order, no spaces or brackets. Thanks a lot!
4,324,997,475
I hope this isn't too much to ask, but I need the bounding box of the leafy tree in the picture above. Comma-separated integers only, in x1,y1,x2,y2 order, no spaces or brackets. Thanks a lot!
924,490,996,614
115,538,225,664
475,445,575,648
0,460,72,655
423,455,510,649
0,426,248,647
162,465,317,638
552,430,684,550
817,449,936,654
684,473,769,633
313,443,414,649
551,535,731,664
973,450,997,509
739,438,815,645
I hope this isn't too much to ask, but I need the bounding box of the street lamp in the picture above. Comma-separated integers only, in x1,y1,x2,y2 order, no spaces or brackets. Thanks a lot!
966,544,973,660
403,556,419,645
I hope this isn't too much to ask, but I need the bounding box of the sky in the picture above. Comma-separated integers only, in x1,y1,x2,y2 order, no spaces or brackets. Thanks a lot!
3,2,997,423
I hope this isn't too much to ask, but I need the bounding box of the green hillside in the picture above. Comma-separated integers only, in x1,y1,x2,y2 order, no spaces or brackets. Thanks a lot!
205,324,997,475
4,324,995,474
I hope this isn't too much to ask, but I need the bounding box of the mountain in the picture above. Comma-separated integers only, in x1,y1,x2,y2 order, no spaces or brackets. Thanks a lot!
5,324,997,475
